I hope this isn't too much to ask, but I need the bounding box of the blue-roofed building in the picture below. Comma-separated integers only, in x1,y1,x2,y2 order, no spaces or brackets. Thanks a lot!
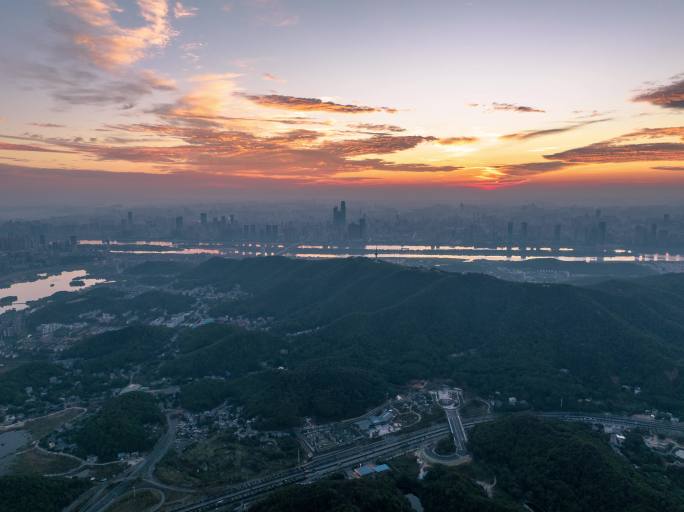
354,463,392,478
355,465,376,477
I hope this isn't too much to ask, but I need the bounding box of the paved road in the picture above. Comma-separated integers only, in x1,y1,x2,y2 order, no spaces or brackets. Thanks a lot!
444,407,468,455
70,409,683,511
170,423,452,512
167,411,684,512
76,415,178,512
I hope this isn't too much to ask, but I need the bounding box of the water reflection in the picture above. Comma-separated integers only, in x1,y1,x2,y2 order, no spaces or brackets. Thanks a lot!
292,252,683,263
76,239,682,264
79,240,175,247
109,248,222,255
0,270,107,314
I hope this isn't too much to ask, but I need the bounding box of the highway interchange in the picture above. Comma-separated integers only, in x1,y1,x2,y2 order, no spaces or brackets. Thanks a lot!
70,410,684,512
163,411,684,512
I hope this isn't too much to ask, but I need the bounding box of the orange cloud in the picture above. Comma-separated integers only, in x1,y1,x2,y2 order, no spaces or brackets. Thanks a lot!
494,161,573,183
153,73,240,124
55,0,174,68
262,72,285,83
491,102,545,113
620,126,684,141
501,118,610,141
13,119,457,180
0,141,72,153
546,142,684,163
349,123,405,133
323,135,434,156
173,1,197,18
241,94,397,114
438,136,479,145
632,76,684,109
30,123,66,128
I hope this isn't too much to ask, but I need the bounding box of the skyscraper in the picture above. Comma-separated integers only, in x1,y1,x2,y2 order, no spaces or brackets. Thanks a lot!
333,200,347,229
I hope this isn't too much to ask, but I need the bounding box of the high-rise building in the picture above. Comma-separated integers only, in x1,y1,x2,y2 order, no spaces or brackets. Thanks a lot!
127,211,133,226
175,216,183,230
200,213,208,226
333,200,347,229
348,216,367,240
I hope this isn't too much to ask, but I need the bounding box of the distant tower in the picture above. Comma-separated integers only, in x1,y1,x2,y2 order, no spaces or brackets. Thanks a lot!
175,216,183,229
200,213,208,226
127,211,133,226
507,221,514,248
332,200,348,230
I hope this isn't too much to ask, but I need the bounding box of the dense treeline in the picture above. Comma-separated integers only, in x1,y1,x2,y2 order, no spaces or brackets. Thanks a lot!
71,391,164,461
418,466,520,512
468,416,684,512
156,257,684,422
0,362,64,406
28,288,192,328
169,324,388,422
37,257,684,425
179,378,232,412
0,475,90,512
65,325,173,371
250,477,413,512
161,324,281,378
230,365,388,428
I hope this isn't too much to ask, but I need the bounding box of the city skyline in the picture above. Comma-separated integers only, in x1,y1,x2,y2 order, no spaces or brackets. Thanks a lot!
1,0,683,204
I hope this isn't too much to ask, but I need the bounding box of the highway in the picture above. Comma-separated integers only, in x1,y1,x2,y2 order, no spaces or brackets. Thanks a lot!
169,423,453,512
70,409,681,511
538,412,684,433
167,411,683,512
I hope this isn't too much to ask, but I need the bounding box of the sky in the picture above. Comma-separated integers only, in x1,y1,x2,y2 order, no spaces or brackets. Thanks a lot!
0,0,683,205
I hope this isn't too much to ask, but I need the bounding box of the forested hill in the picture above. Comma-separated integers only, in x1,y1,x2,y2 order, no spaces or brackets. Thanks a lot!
174,257,684,415
178,256,450,329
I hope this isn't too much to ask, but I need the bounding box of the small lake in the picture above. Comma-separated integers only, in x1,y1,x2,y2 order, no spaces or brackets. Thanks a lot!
0,270,107,315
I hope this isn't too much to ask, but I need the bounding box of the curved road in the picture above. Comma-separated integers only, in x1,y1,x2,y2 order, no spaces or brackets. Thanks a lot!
76,414,178,512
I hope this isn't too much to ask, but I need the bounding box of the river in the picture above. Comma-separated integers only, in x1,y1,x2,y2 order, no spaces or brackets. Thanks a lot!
0,270,107,315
